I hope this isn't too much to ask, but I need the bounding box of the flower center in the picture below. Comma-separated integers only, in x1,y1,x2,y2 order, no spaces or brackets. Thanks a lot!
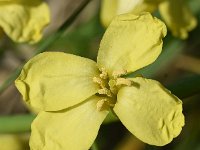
93,68,133,111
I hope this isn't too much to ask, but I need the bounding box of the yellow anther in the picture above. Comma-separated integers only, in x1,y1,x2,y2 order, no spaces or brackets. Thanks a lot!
96,99,107,111
112,69,127,78
116,78,132,86
98,88,112,97
93,77,102,85
93,77,102,84
100,72,107,79
99,68,108,79
99,67,107,72
108,103,115,107
108,79,118,94
96,98,115,111
93,77,106,89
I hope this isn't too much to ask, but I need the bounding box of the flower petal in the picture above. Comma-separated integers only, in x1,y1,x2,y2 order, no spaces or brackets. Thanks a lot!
100,0,157,27
117,0,145,14
130,2,157,14
117,0,158,14
97,13,166,76
114,77,184,146
0,0,50,43
100,0,118,27
30,96,108,150
15,52,100,111
159,0,197,39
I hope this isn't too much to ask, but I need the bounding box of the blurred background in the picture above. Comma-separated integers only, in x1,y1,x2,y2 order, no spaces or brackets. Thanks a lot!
0,0,200,150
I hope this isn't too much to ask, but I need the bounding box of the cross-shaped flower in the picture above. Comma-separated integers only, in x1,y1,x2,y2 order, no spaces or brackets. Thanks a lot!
0,0,50,43
101,0,197,39
15,13,184,150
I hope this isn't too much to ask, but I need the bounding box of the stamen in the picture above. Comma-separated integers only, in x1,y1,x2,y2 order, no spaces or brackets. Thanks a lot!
108,79,118,94
93,76,101,83
96,98,115,111
98,88,112,97
100,73,107,79
93,77,105,88
116,78,132,86
99,68,108,79
96,99,107,111
112,69,127,78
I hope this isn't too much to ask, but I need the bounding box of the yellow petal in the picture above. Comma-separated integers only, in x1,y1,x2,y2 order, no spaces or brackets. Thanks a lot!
0,0,50,43
114,77,184,146
30,96,108,150
15,52,100,111
130,2,157,14
159,0,197,39
117,0,144,14
100,0,157,27
100,0,118,27
144,0,165,4
97,13,167,76
117,0,158,14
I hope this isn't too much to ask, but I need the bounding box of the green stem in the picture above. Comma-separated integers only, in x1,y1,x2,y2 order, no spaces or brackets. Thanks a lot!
0,0,91,94
0,67,22,94
0,114,36,133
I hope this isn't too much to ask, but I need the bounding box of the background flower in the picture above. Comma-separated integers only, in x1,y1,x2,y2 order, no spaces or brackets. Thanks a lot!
100,0,197,39
0,0,50,43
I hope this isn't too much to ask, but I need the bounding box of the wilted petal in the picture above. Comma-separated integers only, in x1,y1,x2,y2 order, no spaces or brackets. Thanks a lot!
159,0,197,39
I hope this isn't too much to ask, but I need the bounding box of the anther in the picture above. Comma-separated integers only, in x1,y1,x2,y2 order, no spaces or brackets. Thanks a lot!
100,73,107,79
116,78,132,86
98,88,112,97
96,99,115,111
112,69,127,79
108,79,118,94
93,77,102,84
93,77,106,89
99,68,108,79
96,99,107,111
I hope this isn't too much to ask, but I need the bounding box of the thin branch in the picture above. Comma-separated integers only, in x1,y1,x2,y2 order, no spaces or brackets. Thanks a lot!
0,114,36,133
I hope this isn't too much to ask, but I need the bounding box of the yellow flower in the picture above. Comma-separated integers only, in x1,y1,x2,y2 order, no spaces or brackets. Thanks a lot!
101,0,197,39
15,13,184,149
0,0,50,43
